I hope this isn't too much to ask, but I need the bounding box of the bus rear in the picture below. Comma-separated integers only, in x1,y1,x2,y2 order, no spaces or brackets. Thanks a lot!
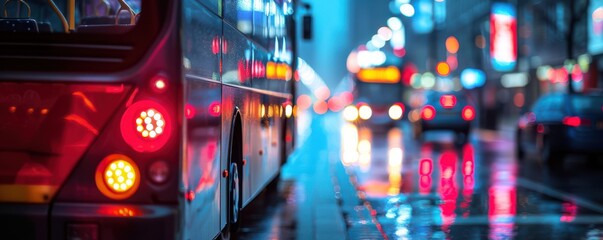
0,0,180,239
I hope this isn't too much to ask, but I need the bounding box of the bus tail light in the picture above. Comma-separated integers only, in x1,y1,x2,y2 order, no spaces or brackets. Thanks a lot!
121,100,172,152
462,106,475,121
95,154,140,200
440,95,457,108
421,105,436,121
389,103,404,120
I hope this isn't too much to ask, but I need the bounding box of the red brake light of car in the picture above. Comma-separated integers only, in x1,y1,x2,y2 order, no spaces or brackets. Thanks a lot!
421,105,436,120
121,100,172,152
440,95,457,108
562,116,591,127
462,106,475,121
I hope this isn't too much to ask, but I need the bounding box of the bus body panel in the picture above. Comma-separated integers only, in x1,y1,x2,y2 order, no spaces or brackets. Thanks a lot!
181,1,223,239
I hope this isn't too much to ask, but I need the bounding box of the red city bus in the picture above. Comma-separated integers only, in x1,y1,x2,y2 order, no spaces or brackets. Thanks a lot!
0,0,296,239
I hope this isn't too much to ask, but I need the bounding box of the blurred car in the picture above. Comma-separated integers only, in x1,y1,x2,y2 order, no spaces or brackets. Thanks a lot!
412,91,475,143
516,92,603,168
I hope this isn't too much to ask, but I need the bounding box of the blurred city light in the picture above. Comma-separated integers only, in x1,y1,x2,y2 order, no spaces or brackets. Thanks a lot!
490,3,517,72
501,73,528,88
400,3,415,17
445,36,459,54
421,72,436,89
436,62,451,76
388,103,404,120
378,27,393,41
412,0,433,33
387,17,403,31
343,105,359,121
357,50,387,68
460,68,485,89
358,105,373,120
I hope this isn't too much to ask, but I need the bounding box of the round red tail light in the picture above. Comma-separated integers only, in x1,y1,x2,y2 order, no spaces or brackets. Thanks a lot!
462,106,475,121
421,105,436,121
121,100,172,152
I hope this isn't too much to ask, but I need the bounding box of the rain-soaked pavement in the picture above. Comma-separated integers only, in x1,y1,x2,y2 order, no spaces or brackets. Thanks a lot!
347,121,603,240
237,111,603,239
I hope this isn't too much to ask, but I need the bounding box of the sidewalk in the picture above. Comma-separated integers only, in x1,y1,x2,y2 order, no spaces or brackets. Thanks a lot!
281,114,384,239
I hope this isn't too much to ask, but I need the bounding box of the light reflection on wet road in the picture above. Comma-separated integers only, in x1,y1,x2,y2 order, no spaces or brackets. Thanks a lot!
235,112,603,239
343,121,603,239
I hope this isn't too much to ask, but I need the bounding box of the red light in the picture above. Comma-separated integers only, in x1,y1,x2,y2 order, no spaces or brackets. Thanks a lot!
150,75,168,93
440,95,457,108
297,95,312,110
208,101,221,117
314,101,328,115
185,104,196,119
419,158,433,175
212,36,220,55
421,105,436,120
537,124,545,133
121,100,172,152
462,106,475,121
562,116,590,127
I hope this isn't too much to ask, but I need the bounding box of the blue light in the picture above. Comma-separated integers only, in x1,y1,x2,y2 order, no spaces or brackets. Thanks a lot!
461,68,486,89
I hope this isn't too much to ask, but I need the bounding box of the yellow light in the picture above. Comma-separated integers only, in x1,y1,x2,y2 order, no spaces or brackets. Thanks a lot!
285,105,293,118
356,66,401,83
358,105,372,120
96,155,140,200
266,61,277,79
388,104,403,120
358,140,371,154
343,105,359,121
436,62,450,76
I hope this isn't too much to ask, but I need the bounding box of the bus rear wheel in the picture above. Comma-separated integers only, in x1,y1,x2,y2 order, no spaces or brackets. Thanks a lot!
227,161,242,238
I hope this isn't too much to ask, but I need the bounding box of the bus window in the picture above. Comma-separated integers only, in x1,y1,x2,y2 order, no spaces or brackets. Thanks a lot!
1,0,141,33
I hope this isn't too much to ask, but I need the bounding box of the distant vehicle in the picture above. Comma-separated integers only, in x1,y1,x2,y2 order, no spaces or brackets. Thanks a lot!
0,0,296,239
343,62,406,128
412,91,475,143
516,93,603,168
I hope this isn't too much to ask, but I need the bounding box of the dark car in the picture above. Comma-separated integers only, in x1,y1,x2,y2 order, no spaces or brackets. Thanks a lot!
412,91,475,143
516,92,603,168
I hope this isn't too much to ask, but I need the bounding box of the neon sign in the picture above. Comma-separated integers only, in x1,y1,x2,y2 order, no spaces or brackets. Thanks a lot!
490,3,517,72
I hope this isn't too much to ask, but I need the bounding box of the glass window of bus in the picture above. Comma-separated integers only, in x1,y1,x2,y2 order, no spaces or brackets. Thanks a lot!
1,0,143,34
224,0,253,35
198,0,221,17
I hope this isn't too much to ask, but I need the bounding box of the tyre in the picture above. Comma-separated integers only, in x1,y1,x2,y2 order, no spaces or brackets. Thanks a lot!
224,161,242,239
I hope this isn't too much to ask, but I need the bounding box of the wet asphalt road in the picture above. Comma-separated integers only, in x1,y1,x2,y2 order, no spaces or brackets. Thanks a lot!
348,121,603,240
236,112,603,239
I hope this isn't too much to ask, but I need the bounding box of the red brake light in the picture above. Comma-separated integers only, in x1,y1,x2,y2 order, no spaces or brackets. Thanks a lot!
562,116,590,127
421,105,436,120
121,100,172,152
208,101,221,117
462,106,475,121
440,95,457,108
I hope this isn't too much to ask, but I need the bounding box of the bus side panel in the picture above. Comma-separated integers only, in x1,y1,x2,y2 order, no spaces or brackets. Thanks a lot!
181,1,222,239
221,87,284,207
